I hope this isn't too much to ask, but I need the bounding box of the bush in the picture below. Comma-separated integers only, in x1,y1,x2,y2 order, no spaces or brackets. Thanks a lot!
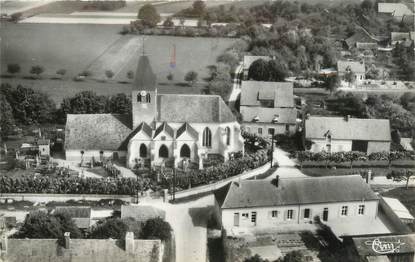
141,217,172,241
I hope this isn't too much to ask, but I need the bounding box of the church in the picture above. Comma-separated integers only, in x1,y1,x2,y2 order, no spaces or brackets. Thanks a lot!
64,55,244,169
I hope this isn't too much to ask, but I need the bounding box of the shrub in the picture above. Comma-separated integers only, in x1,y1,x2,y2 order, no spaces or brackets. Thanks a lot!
141,217,172,241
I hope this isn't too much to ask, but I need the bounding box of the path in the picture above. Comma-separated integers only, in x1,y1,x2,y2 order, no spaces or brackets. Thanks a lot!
139,195,214,262
112,163,137,179
265,148,307,180
54,159,101,178
227,62,243,110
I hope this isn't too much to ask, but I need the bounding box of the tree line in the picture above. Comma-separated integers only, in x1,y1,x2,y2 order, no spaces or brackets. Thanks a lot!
0,83,132,138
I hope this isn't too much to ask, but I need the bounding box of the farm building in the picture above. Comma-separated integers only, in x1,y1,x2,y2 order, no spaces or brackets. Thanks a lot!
344,27,380,50
53,206,92,229
337,60,366,87
378,3,414,18
305,116,391,154
391,32,415,47
383,197,415,225
65,55,244,169
214,175,380,234
240,81,298,137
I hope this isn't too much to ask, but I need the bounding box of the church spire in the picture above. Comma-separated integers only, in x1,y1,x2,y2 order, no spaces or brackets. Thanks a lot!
134,53,157,91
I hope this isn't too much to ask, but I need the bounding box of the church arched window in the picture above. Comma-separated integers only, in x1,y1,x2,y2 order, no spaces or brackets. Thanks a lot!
180,144,191,158
202,127,212,147
225,127,231,146
139,144,147,158
159,145,169,158
146,93,151,103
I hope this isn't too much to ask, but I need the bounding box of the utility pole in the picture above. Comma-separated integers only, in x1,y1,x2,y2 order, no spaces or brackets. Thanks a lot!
172,167,176,202
270,129,275,168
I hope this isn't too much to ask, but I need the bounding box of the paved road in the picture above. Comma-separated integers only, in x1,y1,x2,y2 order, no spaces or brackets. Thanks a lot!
265,148,307,180
140,195,214,262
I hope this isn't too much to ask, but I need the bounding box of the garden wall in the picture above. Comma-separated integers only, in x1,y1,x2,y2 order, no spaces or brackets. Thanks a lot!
378,197,412,234
0,193,132,203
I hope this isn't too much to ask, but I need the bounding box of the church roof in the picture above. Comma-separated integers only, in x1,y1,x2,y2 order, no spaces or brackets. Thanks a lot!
154,122,174,138
134,55,157,91
65,114,132,151
157,94,236,123
176,122,199,139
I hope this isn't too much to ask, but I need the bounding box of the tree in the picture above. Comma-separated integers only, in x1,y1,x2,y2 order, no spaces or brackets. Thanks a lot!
248,59,269,81
60,91,109,115
361,0,373,12
277,250,306,262
30,65,44,78
56,69,67,78
89,218,129,239
206,63,232,100
105,70,114,80
268,60,288,81
79,70,92,77
344,69,355,87
127,70,134,80
13,211,81,239
138,4,161,27
108,93,131,114
245,254,267,262
141,217,172,241
185,71,198,86
323,76,339,94
387,169,414,189
167,72,174,81
0,94,15,139
192,0,206,17
163,17,174,27
7,64,20,76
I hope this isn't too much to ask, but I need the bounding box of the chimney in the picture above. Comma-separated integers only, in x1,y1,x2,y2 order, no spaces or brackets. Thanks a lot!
125,231,135,254
1,235,7,254
367,170,372,184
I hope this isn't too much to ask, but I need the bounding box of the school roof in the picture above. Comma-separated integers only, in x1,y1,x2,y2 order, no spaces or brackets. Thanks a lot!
218,175,379,209
337,60,366,74
156,94,236,123
4,238,160,262
305,116,391,141
240,107,297,124
240,81,294,108
383,197,414,220
352,234,415,257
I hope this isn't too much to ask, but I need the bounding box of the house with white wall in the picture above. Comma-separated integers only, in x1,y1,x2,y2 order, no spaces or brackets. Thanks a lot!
240,81,298,137
337,60,366,87
214,175,379,234
305,116,391,153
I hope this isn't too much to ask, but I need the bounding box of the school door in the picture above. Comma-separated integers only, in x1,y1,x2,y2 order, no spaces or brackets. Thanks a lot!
323,208,329,222
234,213,239,227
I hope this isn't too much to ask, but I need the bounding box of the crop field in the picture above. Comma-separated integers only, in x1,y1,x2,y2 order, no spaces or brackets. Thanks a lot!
1,22,235,80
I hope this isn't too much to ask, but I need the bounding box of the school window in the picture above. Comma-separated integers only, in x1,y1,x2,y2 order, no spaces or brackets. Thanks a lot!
285,124,290,132
358,205,365,215
258,128,262,135
271,210,278,218
287,210,294,220
304,208,310,219
341,206,348,216
251,212,257,223
242,213,249,219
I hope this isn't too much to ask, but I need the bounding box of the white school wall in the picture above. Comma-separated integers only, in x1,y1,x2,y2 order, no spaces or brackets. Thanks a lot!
220,200,379,232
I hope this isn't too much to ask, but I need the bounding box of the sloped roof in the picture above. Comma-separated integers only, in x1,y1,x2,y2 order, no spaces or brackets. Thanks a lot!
378,3,414,16
54,206,91,218
65,114,132,151
176,122,199,139
337,60,366,74
240,106,297,124
305,116,391,141
37,139,50,146
241,81,294,108
157,94,236,123
154,122,174,138
383,197,414,220
121,205,166,221
220,175,379,209
243,55,271,70
5,238,160,262
134,55,157,91
345,27,379,48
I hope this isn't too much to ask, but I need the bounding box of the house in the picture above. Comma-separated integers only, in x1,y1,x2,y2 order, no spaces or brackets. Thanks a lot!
53,206,92,229
378,3,414,18
214,175,379,233
305,116,391,153
383,197,415,225
391,32,415,47
65,55,244,169
337,60,366,87
344,27,379,50
239,81,298,136
121,205,165,222
0,231,162,262
349,234,415,262
37,139,50,157
242,55,272,80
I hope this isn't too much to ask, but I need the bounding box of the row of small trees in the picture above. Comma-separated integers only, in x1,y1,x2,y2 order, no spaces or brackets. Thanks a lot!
293,151,415,169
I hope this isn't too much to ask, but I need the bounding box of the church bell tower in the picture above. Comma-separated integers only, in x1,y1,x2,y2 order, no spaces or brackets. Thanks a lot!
132,55,157,128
